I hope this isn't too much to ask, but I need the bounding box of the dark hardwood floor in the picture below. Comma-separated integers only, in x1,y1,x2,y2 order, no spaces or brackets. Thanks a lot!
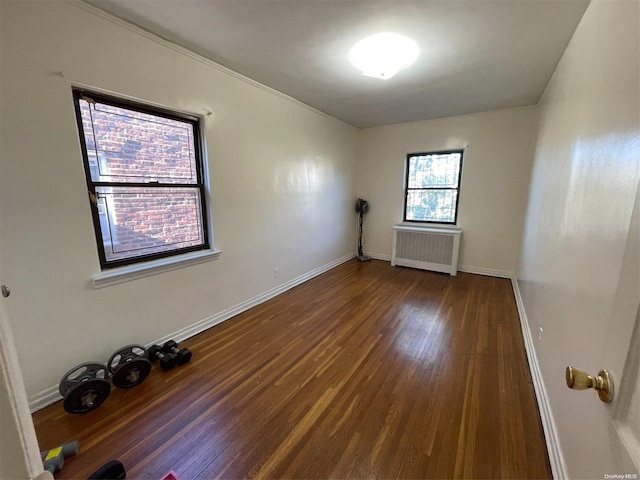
33,260,551,479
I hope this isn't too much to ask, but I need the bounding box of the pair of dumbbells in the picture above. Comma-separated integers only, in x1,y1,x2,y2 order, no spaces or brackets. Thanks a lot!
148,340,192,371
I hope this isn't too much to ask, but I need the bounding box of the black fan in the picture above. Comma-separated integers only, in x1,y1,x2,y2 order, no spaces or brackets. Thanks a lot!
355,198,371,262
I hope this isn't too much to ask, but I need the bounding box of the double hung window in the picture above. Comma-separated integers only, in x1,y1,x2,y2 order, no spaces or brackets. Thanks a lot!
73,89,210,269
404,150,464,224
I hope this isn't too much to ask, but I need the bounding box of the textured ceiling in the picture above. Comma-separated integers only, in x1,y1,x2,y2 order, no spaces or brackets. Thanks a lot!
86,0,589,128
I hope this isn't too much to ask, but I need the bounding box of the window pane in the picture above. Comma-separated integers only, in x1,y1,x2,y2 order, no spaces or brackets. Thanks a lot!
95,186,205,262
408,152,461,188
80,99,198,184
406,189,458,223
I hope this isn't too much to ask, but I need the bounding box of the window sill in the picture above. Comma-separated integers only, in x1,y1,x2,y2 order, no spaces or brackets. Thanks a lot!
92,249,222,289
394,224,462,235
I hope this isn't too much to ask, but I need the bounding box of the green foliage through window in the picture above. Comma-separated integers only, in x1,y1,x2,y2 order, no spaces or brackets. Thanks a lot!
404,150,463,224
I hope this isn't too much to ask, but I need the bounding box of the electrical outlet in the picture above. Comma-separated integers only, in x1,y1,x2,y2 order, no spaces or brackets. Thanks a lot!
538,326,543,342
273,268,279,278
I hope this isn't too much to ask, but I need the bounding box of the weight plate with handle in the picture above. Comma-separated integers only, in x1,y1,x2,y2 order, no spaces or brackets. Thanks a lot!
111,358,152,388
63,378,111,414
107,344,148,375
58,362,109,397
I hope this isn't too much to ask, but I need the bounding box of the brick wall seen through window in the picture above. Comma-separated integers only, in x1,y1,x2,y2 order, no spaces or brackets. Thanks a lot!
73,90,210,269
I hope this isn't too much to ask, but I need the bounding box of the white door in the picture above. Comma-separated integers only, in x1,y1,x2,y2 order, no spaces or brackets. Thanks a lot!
515,2,640,477
565,185,640,479
0,293,48,480
599,185,639,476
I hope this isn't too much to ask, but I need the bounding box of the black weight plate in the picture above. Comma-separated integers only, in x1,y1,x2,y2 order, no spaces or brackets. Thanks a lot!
63,379,111,414
59,362,109,397
111,358,151,388
107,344,147,375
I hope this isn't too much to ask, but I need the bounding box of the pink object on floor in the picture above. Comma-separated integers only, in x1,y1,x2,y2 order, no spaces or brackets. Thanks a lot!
161,471,181,480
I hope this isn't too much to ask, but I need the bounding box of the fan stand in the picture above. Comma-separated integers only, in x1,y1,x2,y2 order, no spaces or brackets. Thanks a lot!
357,211,371,262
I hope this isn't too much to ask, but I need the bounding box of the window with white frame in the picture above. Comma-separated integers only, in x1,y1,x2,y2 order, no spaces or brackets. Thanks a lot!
73,89,210,269
404,150,464,224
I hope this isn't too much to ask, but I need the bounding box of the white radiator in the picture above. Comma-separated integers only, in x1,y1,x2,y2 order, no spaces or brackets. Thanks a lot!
391,225,462,276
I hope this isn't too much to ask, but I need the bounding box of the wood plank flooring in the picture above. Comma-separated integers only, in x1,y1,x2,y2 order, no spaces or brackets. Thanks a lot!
33,260,551,479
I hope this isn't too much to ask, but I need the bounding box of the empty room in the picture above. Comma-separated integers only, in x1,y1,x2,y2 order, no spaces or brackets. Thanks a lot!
1,0,638,479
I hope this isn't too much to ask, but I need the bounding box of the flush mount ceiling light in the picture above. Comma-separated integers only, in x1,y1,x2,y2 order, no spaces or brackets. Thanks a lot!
349,32,419,80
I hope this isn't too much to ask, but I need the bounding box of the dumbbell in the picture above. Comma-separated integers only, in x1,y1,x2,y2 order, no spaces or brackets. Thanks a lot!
162,340,192,366
148,345,177,371
41,440,80,474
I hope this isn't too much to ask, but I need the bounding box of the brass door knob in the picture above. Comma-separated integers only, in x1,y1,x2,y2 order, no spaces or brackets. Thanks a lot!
565,366,614,403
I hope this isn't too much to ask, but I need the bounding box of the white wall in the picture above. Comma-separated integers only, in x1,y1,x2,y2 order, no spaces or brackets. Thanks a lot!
357,107,538,273
0,1,357,400
516,0,639,477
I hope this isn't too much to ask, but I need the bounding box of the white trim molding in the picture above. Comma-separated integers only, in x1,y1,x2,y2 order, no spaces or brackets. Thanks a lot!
1,304,52,479
510,276,567,480
68,1,356,132
30,252,355,412
372,256,516,280
367,252,391,261
93,249,222,288
458,265,513,278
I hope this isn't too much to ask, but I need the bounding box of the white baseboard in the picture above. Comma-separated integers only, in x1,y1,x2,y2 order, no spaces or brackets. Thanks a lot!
29,253,356,413
369,256,515,279
28,387,61,413
367,252,391,261
510,276,567,480
458,265,513,278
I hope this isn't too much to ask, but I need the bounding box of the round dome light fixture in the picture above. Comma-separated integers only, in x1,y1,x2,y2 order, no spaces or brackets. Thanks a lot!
349,32,419,80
